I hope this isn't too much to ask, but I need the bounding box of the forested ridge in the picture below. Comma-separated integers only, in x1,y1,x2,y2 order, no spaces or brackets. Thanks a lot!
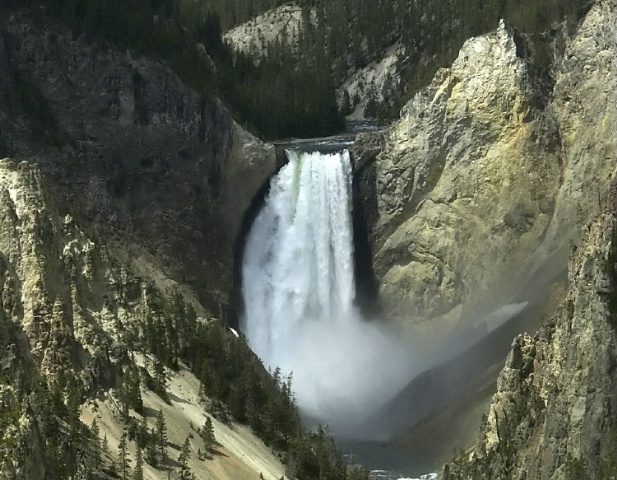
0,272,370,478
198,0,593,121
1,0,344,139
2,0,593,139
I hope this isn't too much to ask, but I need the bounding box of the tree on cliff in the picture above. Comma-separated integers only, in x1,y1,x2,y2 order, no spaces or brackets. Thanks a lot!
201,417,216,455
178,436,192,478
134,446,144,480
118,429,131,480
155,409,168,460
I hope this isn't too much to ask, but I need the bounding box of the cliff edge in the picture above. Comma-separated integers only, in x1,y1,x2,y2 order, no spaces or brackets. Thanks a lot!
441,180,617,479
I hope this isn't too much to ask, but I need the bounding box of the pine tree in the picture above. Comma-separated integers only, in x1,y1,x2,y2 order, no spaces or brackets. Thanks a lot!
135,415,149,449
200,417,215,455
155,409,168,460
119,365,143,415
89,417,102,471
145,432,159,467
153,358,168,398
118,429,131,480
102,433,109,457
341,90,353,116
178,436,191,479
101,434,112,474
134,446,144,480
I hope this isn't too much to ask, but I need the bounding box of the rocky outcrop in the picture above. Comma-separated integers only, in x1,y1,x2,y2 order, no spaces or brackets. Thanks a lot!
357,0,616,334
223,5,306,58
338,42,402,120
0,158,158,477
0,16,276,316
441,181,617,480
0,158,192,386
0,158,287,479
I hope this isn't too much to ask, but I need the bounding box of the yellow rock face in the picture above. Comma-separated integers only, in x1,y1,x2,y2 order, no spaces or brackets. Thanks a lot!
369,6,616,338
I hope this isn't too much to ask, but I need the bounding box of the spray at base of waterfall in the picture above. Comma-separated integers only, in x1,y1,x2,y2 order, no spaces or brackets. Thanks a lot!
241,149,414,429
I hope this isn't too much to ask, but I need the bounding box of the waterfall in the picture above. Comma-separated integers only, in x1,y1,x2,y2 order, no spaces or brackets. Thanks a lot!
241,149,412,428
242,150,355,355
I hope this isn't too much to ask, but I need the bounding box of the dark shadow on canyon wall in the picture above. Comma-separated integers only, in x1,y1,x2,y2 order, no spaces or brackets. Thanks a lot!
352,151,381,318
341,254,568,444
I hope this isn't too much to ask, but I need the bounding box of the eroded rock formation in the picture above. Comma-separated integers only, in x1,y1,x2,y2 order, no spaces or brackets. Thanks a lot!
441,181,617,480
0,158,286,480
355,0,616,337
0,16,276,316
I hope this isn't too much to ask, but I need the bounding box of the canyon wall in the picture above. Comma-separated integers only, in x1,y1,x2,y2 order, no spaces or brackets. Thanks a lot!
348,0,617,472
355,0,616,339
441,181,617,480
0,158,286,479
0,16,276,316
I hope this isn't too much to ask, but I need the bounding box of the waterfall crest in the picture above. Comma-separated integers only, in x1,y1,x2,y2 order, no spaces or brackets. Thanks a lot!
242,149,412,428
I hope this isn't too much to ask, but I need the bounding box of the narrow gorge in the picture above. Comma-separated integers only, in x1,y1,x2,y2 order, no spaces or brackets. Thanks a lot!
0,0,615,479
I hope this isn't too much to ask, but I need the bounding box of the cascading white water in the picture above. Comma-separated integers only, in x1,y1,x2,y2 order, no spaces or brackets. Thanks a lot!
242,149,355,349
241,149,413,428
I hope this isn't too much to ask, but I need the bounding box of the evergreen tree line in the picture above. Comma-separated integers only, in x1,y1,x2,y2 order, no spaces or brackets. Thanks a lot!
0,356,107,478
8,0,215,101
2,0,592,139
179,0,291,32
290,0,592,118
217,25,344,139
0,278,369,478
114,286,369,479
177,0,593,122
178,2,345,138
2,0,344,139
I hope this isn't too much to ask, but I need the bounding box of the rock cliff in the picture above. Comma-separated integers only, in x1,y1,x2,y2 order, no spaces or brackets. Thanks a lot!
441,181,617,480
0,1,615,478
0,15,276,317
356,0,616,337
0,158,286,479
223,4,306,58
0,14,292,479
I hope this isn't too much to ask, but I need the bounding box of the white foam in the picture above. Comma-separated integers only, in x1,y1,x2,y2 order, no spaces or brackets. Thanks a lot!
241,150,413,426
